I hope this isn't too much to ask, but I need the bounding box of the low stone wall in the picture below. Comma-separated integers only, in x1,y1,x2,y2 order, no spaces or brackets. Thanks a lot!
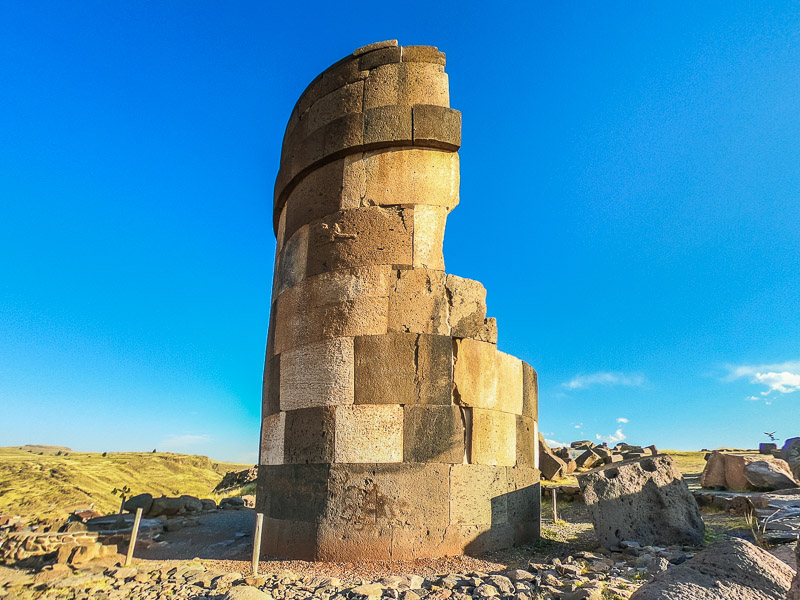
0,521,162,564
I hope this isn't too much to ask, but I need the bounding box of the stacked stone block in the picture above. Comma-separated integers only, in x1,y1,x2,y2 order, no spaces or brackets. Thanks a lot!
258,40,540,560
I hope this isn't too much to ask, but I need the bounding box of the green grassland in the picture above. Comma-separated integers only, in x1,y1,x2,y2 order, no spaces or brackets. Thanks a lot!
0,446,250,520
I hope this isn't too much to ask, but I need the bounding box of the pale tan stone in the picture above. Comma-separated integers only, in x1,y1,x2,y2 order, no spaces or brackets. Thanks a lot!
341,152,366,209
533,420,540,470
472,409,516,467
453,339,498,410
279,337,355,410
363,64,401,110
387,268,450,335
334,404,403,463
359,148,459,210
306,206,413,277
273,265,391,354
260,412,285,465
446,275,487,338
276,204,287,254
284,159,345,240
495,350,524,415
363,63,449,110
304,80,364,135
476,317,498,344
413,205,447,270
450,464,508,525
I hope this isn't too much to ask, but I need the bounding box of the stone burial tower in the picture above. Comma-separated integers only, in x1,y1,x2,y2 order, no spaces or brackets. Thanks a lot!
257,40,540,561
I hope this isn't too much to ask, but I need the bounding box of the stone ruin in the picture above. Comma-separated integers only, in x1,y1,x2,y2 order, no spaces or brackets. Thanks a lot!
256,40,541,560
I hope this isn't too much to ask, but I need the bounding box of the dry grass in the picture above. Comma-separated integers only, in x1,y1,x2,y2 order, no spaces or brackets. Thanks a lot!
0,446,249,520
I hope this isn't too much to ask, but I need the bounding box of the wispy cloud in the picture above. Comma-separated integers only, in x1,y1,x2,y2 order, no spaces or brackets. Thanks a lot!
161,434,212,448
724,361,800,397
617,417,629,423
563,372,646,390
596,429,627,444
545,438,568,448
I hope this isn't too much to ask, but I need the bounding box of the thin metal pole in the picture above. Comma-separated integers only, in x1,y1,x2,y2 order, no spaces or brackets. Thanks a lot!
252,512,264,575
124,507,143,566
551,488,558,522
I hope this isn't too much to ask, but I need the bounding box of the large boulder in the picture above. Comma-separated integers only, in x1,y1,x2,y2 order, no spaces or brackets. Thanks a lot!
702,451,798,492
146,496,186,517
123,493,153,515
789,543,800,600
782,438,800,480
744,460,798,491
180,495,203,513
538,434,567,480
577,455,705,549
630,538,794,600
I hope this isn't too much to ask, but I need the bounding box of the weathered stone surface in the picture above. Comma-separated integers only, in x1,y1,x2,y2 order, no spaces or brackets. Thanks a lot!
576,448,601,469
262,356,280,416
334,404,403,463
123,493,153,515
578,455,705,549
538,434,567,480
273,265,390,354
283,407,335,464
305,80,364,135
363,63,448,109
451,464,508,525
306,207,413,277
404,405,464,463
744,459,799,491
472,408,516,466
363,105,413,146
283,159,345,240
415,333,453,405
413,105,461,150
224,585,274,600
521,362,538,419
413,204,447,270
516,416,536,467
790,542,800,600
630,538,794,600
260,412,285,465
280,337,354,410
402,45,446,65
446,275,487,338
700,450,728,489
495,351,523,416
354,333,416,405
453,338,496,409
388,268,449,335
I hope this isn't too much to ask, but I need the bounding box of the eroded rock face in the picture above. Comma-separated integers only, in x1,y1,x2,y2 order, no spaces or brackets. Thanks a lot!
702,451,798,492
258,40,540,560
630,538,794,600
744,460,799,491
783,438,800,481
577,455,704,549
789,543,800,600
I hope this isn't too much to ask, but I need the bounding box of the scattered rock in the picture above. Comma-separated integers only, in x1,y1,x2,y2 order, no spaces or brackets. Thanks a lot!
789,542,800,600
783,438,800,481
538,434,567,480
744,460,799,491
224,584,274,600
124,492,154,514
578,455,705,549
630,538,794,599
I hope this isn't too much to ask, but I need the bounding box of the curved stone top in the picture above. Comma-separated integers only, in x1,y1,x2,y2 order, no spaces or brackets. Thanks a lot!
273,40,462,234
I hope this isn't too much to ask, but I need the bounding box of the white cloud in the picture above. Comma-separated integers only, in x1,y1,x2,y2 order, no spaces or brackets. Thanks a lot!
617,417,629,423
545,438,568,448
161,434,211,448
563,372,646,390
725,361,800,397
596,429,627,444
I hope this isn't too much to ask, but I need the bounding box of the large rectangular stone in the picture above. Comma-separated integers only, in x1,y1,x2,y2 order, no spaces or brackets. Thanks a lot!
506,465,541,525
495,351,524,415
334,404,403,463
283,407,335,464
272,265,391,354
446,275,487,339
458,523,516,555
354,334,417,405
260,463,331,522
279,337,354,410
260,412,285,465
305,80,364,135
413,205,447,270
284,159,346,241
306,207,413,277
363,64,401,109
387,268,450,335
400,63,449,107
450,464,508,525
516,415,536,467
262,355,280,416
359,147,459,210
413,105,461,150
453,338,497,410
416,334,453,405
402,45,446,66
522,362,538,419
472,409,516,467
323,112,364,157
363,105,413,146
404,405,464,463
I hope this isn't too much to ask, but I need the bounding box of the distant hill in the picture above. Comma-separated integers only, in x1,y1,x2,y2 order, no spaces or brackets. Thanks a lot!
0,447,250,520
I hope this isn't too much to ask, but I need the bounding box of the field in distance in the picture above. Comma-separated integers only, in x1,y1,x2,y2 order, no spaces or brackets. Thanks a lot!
0,446,250,520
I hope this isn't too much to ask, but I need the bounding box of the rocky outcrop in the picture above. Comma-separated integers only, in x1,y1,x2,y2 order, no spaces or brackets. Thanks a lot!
702,451,798,492
578,455,705,549
213,466,258,493
631,538,794,600
789,542,800,600
783,438,800,481
257,39,540,560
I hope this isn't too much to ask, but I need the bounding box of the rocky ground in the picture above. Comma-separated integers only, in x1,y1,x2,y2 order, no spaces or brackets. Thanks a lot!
3,498,791,600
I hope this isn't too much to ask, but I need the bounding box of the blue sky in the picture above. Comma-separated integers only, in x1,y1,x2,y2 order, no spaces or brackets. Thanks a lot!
1,1,798,462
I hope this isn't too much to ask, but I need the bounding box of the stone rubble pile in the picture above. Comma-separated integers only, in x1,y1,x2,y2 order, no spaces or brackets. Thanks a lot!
538,438,659,482
214,467,259,493
0,544,705,600
701,450,799,493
